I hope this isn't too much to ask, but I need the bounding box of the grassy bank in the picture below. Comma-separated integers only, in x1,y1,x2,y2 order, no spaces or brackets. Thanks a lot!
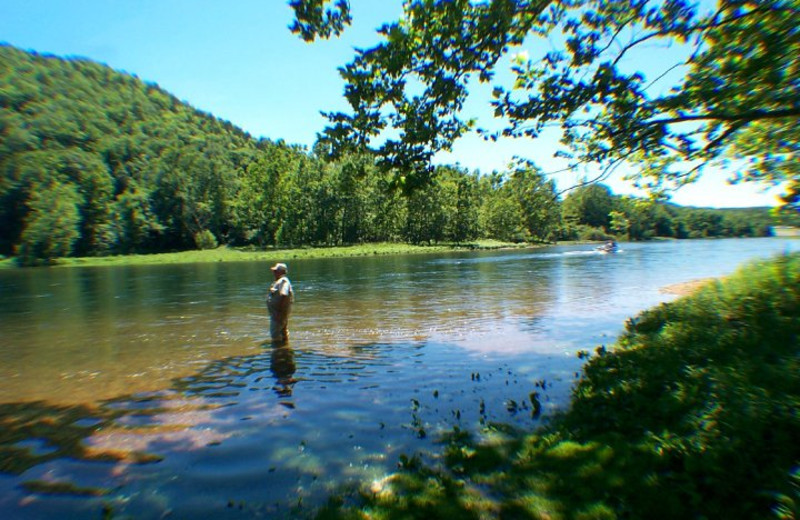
0,240,536,269
317,253,800,520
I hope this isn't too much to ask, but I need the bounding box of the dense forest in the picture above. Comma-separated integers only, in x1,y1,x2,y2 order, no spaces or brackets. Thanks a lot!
1,44,796,266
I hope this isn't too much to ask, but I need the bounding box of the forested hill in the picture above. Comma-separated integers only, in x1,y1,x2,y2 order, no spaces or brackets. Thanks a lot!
0,43,304,261
0,44,794,266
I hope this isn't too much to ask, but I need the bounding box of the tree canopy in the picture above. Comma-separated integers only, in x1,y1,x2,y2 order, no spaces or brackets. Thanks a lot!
0,43,791,265
0,44,304,262
290,0,800,207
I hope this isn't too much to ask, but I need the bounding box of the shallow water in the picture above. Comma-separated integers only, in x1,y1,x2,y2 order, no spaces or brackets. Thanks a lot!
0,238,797,517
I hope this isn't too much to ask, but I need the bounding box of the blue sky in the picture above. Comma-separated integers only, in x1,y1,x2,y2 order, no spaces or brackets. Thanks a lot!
1,0,785,207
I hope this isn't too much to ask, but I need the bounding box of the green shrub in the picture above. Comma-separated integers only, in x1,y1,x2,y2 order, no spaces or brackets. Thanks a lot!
575,225,613,241
193,229,218,250
16,182,82,266
546,253,800,519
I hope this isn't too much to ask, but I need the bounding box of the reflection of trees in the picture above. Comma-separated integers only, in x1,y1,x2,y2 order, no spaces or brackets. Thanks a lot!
3,250,566,405
0,263,268,404
295,254,559,347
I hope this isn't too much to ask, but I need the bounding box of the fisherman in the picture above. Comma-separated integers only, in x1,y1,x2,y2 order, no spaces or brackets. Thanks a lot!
266,262,294,343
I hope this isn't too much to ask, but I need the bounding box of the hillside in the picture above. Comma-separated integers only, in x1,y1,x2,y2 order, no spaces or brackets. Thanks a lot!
0,43,302,260
1,44,794,266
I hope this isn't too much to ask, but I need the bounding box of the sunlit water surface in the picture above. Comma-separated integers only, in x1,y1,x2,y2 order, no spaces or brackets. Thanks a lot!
1,238,797,518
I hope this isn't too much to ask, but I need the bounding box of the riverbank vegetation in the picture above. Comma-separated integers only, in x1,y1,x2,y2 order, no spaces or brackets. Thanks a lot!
2,45,797,267
0,240,530,269
314,252,800,519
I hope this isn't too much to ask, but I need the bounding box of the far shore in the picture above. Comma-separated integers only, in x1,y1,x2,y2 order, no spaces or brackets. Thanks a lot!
0,240,567,270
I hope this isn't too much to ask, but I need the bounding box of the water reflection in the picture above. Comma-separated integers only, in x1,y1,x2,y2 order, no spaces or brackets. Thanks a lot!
0,335,569,517
267,341,297,398
0,264,269,404
1,239,799,517
2,239,798,406
0,251,564,404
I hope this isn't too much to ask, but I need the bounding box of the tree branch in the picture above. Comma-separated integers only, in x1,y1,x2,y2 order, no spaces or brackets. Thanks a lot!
608,4,775,69
702,121,748,154
647,107,800,126
554,155,630,200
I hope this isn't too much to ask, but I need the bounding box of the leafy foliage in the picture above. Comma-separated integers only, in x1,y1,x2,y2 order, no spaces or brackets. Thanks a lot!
16,181,82,265
294,0,800,207
0,44,791,265
0,44,263,262
561,183,615,230
289,0,352,42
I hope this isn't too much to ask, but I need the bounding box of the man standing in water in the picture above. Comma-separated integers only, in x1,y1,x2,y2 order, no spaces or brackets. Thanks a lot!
267,262,294,343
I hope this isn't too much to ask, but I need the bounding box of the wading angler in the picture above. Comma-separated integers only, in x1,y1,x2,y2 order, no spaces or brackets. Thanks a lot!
266,262,294,343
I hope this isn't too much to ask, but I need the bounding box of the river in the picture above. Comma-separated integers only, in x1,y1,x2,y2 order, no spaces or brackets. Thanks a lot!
0,237,797,518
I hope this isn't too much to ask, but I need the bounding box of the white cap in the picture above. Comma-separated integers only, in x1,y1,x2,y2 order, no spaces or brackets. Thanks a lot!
270,262,288,273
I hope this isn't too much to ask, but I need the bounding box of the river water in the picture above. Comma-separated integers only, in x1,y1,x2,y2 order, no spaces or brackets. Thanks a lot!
0,238,797,518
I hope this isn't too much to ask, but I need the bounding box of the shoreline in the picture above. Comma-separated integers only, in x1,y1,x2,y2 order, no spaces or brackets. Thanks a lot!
0,240,562,270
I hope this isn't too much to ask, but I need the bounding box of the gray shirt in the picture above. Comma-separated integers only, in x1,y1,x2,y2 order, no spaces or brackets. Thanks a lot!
267,276,294,314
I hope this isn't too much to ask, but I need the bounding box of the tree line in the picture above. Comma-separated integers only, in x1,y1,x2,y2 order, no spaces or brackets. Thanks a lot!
0,45,795,266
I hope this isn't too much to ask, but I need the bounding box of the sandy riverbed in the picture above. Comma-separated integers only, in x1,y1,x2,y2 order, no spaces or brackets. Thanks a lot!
660,278,715,296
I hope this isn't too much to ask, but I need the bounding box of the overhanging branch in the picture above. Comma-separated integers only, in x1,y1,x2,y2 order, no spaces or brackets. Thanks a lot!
647,108,800,126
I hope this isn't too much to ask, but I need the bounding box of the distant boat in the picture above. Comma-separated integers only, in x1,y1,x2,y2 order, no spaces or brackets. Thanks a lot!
596,241,619,254
772,226,800,237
